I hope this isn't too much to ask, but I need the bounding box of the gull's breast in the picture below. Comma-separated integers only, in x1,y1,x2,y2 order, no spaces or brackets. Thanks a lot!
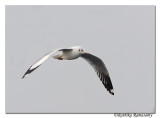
62,51,80,60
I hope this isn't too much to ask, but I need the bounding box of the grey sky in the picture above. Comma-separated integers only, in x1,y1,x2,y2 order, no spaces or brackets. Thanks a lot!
6,5,155,113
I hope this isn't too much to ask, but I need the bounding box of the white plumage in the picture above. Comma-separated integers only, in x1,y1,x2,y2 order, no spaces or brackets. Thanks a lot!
22,46,114,95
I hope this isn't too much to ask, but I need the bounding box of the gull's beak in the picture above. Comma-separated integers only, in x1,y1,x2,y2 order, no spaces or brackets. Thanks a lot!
84,52,89,55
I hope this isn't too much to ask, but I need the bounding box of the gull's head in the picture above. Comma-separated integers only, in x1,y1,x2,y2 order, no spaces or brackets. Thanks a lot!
72,46,88,55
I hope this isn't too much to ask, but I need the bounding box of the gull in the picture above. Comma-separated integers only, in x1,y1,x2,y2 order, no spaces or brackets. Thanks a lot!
22,46,114,95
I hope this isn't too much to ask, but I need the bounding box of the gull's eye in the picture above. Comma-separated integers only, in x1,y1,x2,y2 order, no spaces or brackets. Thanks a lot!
81,49,83,52
79,49,80,52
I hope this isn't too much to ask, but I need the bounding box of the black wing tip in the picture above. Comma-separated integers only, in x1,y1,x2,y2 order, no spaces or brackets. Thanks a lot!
109,89,114,95
22,74,25,79
22,65,41,79
22,74,27,79
110,92,114,95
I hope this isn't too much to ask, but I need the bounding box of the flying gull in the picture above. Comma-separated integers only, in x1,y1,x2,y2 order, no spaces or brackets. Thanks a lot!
22,46,114,95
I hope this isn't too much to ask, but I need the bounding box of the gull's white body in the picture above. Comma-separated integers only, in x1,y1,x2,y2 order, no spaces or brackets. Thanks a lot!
22,46,114,95
53,46,82,60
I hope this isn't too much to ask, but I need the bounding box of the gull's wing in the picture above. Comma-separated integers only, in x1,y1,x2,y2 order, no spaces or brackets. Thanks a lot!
59,49,73,52
22,48,61,79
81,53,114,95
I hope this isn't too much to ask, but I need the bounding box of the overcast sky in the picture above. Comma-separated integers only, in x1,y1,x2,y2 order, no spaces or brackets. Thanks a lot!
6,5,155,113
